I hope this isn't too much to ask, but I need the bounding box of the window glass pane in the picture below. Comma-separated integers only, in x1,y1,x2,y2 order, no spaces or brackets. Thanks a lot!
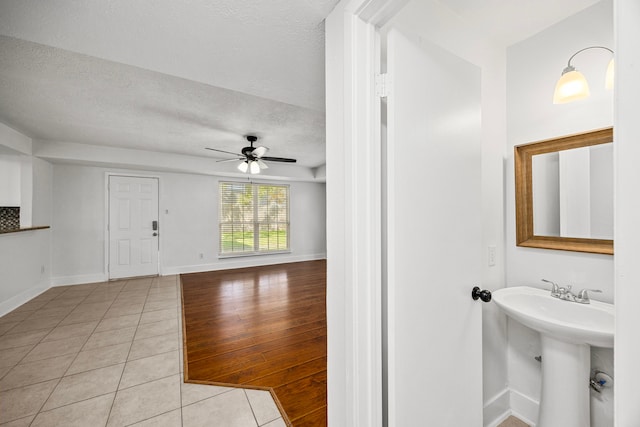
220,182,289,255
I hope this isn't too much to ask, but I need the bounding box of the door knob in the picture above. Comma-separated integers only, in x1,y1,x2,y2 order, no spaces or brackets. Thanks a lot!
152,232,158,236
472,286,492,302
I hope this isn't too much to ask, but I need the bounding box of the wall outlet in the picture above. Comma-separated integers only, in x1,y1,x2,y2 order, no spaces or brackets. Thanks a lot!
488,245,497,267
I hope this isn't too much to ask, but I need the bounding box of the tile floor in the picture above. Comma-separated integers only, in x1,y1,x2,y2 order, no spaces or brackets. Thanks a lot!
0,276,286,427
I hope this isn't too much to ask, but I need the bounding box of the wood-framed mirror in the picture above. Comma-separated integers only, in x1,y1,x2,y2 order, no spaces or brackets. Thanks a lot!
515,127,613,255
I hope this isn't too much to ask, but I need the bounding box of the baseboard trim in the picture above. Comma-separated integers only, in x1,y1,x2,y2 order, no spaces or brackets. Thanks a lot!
510,389,538,426
50,273,108,287
484,388,511,427
163,253,327,276
483,388,538,427
0,280,50,316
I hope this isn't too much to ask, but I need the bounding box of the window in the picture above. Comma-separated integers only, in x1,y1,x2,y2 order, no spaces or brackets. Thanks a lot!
219,182,290,255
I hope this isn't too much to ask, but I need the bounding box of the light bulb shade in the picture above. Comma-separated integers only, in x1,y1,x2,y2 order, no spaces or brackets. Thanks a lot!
257,159,269,169
249,161,260,174
553,69,590,104
237,161,249,173
605,58,614,90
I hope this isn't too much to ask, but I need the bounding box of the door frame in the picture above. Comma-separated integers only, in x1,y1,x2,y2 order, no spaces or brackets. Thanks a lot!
104,172,162,280
326,1,407,426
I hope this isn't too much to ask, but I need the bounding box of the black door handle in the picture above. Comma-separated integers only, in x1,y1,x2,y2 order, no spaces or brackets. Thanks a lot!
472,286,492,302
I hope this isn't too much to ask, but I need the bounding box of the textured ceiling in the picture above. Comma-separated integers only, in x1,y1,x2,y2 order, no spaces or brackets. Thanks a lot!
0,36,326,167
0,0,602,171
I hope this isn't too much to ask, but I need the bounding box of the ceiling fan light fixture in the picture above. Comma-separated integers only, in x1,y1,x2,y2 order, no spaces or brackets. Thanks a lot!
249,160,261,174
257,159,269,169
238,161,249,173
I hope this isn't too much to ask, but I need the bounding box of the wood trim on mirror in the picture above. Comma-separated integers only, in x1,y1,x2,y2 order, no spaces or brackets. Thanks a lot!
514,127,613,255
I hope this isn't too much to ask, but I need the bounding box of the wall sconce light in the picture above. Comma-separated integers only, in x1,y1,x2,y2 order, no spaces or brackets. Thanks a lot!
553,46,614,104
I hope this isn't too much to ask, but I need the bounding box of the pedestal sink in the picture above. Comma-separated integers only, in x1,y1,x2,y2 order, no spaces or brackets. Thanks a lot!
492,286,614,427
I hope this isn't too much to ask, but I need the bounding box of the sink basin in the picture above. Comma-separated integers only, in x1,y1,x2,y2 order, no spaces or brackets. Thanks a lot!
492,286,614,348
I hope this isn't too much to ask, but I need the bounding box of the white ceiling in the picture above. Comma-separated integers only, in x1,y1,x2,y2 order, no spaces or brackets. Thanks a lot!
0,0,602,171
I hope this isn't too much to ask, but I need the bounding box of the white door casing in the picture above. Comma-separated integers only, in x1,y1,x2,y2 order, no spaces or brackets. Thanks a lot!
385,27,483,425
108,175,159,279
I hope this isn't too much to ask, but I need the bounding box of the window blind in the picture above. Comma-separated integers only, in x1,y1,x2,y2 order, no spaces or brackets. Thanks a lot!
219,182,290,255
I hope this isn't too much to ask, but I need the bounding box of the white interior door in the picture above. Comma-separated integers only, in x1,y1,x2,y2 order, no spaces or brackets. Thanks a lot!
108,175,159,279
385,28,484,425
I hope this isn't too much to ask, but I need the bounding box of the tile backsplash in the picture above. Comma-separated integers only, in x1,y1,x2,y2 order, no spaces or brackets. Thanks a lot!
0,206,20,231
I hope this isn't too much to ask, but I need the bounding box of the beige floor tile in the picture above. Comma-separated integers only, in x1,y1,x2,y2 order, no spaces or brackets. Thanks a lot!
0,311,32,324
0,321,19,335
82,293,118,304
182,388,257,427
139,308,177,325
261,419,287,427
82,326,136,351
58,310,106,326
128,332,180,361
181,382,231,407
118,350,179,389
104,304,144,319
0,379,58,424
94,314,141,333
498,415,531,427
42,363,124,410
0,365,11,379
11,300,47,313
25,305,75,319
245,389,281,426
134,318,178,340
0,414,36,426
43,296,86,308
42,320,98,342
66,342,131,375
8,316,64,334
107,374,181,427
0,330,50,351
0,345,34,368
145,291,177,302
143,299,178,312
0,353,75,391
68,301,112,315
128,409,182,426
21,335,87,363
31,392,115,427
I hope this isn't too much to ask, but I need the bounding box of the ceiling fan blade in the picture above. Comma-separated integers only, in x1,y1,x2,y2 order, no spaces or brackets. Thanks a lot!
205,147,243,156
216,158,244,163
252,146,268,158
261,156,297,163
257,159,269,169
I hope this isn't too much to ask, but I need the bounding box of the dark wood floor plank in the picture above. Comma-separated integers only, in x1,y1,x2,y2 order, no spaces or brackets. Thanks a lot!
181,260,327,426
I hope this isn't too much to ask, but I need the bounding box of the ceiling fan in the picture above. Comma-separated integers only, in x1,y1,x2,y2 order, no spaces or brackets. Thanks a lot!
205,135,297,174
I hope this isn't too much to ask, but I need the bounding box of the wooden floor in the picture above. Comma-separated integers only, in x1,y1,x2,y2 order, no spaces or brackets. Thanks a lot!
180,260,327,426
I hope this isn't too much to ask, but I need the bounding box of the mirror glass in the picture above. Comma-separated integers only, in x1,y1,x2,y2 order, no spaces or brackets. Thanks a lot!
532,143,613,239
514,127,613,254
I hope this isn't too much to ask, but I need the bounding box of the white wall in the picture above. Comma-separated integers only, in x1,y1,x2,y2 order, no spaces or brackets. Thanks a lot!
51,163,326,284
505,1,614,425
0,158,52,315
0,155,21,206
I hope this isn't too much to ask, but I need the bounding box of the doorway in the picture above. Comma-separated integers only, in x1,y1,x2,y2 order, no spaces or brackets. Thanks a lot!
108,175,159,279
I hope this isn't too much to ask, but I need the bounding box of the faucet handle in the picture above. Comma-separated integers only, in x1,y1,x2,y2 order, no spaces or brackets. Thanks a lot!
576,288,602,303
541,279,559,293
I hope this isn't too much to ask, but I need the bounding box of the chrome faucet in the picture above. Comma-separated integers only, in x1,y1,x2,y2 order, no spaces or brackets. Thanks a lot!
575,288,603,304
541,279,602,304
541,279,560,297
